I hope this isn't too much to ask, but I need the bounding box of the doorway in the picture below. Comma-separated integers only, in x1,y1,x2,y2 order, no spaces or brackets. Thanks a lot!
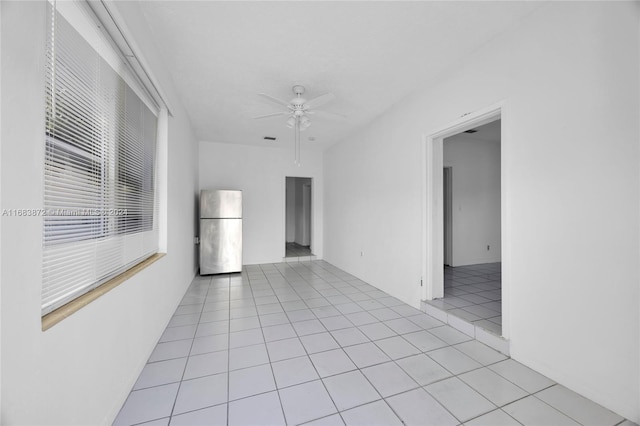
422,103,509,338
285,177,313,257
441,120,502,335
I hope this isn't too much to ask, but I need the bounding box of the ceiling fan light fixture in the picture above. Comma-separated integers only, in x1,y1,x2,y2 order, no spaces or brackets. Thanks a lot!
286,116,296,129
299,116,311,130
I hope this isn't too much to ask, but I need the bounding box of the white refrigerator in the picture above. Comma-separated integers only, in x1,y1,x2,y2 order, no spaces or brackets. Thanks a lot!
199,190,242,274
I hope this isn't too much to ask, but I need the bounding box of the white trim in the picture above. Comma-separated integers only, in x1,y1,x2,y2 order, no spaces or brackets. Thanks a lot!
309,178,314,255
421,101,510,338
86,0,174,116
157,107,169,252
53,0,160,116
443,166,453,267
0,1,3,417
282,177,287,259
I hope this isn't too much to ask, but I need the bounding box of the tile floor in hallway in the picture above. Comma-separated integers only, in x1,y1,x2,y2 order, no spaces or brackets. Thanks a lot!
426,263,502,336
285,243,312,258
114,261,630,426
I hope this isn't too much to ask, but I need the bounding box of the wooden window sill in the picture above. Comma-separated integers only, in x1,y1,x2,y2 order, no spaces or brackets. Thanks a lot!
42,252,166,331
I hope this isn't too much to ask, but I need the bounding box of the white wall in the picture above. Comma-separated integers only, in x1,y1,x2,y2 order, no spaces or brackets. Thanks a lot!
199,142,323,264
443,135,501,266
0,2,199,424
324,2,639,422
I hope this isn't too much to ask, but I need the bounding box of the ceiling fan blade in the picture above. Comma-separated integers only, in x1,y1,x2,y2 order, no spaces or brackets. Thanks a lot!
253,111,290,119
308,109,346,120
305,93,336,109
258,93,291,108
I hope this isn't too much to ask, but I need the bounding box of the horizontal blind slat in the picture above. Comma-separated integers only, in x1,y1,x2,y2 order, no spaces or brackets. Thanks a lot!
42,3,159,316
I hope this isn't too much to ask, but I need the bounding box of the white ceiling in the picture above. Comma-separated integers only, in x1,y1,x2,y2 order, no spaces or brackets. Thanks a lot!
138,1,542,151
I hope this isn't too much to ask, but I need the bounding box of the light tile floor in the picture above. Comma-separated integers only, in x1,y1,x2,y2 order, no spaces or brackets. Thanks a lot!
425,263,502,336
114,260,630,426
285,243,312,258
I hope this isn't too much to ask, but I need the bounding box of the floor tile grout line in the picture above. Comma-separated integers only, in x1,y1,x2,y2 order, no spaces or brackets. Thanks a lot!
252,263,288,425
289,270,428,422
329,290,460,424
440,263,503,336
264,262,343,425
120,260,628,426
224,275,232,426
419,379,494,424
527,385,622,426
341,344,427,424
507,391,585,425
361,312,515,422
456,370,539,408
462,407,525,425
167,274,212,422
335,315,465,424
273,261,378,424
129,336,512,397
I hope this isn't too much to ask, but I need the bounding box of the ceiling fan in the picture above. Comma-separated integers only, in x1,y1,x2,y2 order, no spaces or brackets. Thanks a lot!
254,85,344,165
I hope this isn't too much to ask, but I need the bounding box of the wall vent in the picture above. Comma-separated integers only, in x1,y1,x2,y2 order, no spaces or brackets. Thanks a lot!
263,136,276,141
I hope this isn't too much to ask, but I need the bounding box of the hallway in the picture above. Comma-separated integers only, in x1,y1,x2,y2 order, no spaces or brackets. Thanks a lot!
114,261,626,426
425,263,502,336
285,243,312,258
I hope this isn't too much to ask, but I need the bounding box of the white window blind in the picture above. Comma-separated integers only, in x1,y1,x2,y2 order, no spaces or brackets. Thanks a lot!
42,2,159,315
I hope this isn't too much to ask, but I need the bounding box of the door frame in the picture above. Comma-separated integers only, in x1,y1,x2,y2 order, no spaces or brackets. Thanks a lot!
283,176,314,258
443,166,453,267
300,182,312,246
421,101,510,338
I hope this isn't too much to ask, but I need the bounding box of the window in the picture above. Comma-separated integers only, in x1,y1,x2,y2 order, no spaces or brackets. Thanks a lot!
42,2,159,316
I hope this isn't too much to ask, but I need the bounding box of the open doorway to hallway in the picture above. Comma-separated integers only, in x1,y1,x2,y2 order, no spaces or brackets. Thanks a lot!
437,119,502,335
285,177,313,258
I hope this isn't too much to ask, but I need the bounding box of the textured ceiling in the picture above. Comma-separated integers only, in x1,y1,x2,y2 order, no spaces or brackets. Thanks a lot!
139,1,542,151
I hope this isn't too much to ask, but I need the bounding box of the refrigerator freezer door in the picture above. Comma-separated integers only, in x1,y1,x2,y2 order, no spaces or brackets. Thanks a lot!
200,218,242,274
200,190,242,219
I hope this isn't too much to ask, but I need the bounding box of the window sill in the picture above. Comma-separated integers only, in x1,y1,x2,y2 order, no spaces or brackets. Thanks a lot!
42,252,166,331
